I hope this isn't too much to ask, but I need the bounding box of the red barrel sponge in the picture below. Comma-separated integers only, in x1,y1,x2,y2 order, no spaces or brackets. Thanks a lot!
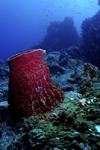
8,49,64,118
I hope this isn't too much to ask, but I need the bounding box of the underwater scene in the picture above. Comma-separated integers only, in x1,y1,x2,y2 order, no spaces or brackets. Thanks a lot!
0,0,100,150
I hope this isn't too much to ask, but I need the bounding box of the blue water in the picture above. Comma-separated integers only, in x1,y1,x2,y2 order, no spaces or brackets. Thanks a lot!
0,0,99,60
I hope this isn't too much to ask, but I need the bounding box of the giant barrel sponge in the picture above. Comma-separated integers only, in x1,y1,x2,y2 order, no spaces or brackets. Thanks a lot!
8,49,64,118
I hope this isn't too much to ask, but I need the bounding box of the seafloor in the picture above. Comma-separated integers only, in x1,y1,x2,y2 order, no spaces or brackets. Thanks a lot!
0,50,100,150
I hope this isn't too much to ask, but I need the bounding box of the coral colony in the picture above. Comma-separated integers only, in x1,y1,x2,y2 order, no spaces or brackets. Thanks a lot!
8,49,64,118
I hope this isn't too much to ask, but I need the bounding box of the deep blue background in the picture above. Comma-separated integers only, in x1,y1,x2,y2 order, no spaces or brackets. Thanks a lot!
0,0,99,60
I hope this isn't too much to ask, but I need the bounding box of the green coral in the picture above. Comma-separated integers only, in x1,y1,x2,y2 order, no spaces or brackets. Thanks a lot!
84,63,99,82
79,63,99,94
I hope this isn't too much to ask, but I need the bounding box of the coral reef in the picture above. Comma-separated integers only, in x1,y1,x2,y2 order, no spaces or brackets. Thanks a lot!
0,49,100,150
8,49,64,118
80,63,99,87
34,17,82,51
79,63,99,94
81,10,100,67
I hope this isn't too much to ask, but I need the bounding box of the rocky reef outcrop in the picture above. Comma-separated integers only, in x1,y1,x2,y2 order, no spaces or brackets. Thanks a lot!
98,0,100,5
81,10,100,67
34,17,82,51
